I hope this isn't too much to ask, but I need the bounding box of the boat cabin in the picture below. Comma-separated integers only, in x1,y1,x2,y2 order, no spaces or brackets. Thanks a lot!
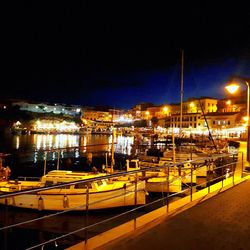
40,170,108,189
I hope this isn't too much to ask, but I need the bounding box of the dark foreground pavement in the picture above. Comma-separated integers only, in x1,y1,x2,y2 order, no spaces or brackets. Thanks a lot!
98,179,250,250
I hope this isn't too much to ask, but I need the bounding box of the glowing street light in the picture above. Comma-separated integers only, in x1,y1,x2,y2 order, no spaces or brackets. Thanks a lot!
163,106,168,112
225,77,250,162
162,106,168,116
225,83,240,94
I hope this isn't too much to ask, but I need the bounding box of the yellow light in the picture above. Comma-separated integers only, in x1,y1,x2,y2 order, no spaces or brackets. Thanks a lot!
146,111,150,115
226,100,231,105
163,106,168,113
243,116,249,122
189,102,195,108
225,83,240,94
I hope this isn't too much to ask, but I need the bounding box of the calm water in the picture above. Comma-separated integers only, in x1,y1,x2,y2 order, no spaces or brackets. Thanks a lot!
0,132,135,157
0,132,135,178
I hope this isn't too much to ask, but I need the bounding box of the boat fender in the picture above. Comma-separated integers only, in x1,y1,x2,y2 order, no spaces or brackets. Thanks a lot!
63,195,69,208
38,196,44,211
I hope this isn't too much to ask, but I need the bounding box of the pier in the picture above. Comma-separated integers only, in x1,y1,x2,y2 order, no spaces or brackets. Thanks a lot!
69,172,250,250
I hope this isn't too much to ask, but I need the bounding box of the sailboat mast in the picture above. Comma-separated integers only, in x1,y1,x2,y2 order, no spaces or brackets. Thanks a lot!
180,49,184,136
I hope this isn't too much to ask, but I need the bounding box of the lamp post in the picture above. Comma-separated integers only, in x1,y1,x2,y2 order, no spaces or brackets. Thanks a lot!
225,77,250,162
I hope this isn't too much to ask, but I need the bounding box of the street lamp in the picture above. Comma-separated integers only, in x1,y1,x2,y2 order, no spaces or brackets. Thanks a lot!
225,77,250,162
162,106,168,116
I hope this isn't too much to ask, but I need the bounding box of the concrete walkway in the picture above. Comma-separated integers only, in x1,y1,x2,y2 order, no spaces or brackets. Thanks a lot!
98,178,250,250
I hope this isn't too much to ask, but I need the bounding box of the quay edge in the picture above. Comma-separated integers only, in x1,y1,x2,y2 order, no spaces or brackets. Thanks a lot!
66,173,250,250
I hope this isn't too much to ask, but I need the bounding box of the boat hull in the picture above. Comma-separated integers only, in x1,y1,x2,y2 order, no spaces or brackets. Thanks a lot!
146,177,182,193
0,181,146,211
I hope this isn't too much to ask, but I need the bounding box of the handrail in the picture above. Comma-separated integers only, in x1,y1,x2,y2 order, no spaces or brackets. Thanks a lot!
0,152,242,250
0,152,236,199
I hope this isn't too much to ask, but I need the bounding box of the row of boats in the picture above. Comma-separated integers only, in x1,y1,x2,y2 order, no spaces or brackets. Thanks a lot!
0,150,216,212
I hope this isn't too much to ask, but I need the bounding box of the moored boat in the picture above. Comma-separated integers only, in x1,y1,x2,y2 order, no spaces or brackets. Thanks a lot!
0,170,146,211
125,159,182,193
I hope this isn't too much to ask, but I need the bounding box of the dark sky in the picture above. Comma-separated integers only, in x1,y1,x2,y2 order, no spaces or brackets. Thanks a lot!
2,2,250,109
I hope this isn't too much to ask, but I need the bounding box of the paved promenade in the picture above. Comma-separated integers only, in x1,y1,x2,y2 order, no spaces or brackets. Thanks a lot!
98,178,250,250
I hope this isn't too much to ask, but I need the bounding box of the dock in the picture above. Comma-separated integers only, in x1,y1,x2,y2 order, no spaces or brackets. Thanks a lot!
67,172,250,250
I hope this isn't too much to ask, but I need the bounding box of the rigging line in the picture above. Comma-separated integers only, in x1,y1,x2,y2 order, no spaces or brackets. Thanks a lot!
198,99,217,150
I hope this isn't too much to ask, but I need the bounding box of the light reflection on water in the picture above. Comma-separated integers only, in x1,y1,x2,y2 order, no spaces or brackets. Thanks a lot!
33,134,79,150
11,133,134,163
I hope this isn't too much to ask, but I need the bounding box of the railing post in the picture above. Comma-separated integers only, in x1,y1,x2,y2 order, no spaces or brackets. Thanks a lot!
241,151,244,178
57,150,60,170
43,152,47,176
208,163,210,194
232,161,235,185
134,173,138,206
85,183,89,245
190,165,193,202
134,173,138,230
166,165,170,213
105,152,108,168
221,163,224,188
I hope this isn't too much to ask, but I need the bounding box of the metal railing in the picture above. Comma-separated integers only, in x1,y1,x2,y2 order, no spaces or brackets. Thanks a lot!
0,152,245,250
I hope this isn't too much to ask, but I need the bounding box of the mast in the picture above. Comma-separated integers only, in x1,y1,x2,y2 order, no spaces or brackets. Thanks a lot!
180,49,184,137
111,129,115,173
111,108,115,173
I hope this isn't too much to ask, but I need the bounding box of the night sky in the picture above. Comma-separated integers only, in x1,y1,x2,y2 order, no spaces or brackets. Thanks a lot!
2,2,250,109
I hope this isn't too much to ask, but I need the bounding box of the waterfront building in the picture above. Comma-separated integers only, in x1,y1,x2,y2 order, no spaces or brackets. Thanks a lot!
82,109,111,122
217,98,246,113
184,97,218,113
170,113,201,129
199,112,245,138
130,103,154,120
12,100,82,116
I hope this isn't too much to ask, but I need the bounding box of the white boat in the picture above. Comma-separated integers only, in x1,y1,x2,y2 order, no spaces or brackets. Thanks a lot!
144,173,182,193
158,159,197,186
125,159,182,193
0,170,146,211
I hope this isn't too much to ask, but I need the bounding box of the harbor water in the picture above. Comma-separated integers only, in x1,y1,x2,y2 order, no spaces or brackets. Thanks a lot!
0,132,173,249
0,132,136,179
